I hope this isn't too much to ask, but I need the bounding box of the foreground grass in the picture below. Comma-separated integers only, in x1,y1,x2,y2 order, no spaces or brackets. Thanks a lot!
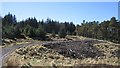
3,36,120,67
6,42,120,67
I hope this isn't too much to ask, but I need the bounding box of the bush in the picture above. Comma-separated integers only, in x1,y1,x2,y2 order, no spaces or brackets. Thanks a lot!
3,26,16,39
14,27,22,38
58,29,66,38
66,31,71,35
23,25,32,37
35,25,46,38
52,31,56,38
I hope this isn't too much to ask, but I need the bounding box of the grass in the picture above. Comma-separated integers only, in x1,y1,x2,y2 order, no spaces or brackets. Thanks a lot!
5,36,120,66
15,41,30,45
5,55,21,67
13,44,119,66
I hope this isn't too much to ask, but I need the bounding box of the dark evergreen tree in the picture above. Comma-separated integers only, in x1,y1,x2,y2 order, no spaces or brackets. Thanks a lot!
35,25,46,38
58,29,66,38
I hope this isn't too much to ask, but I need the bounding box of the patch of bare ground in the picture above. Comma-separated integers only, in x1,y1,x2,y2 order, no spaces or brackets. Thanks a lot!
6,37,120,67
3,54,21,68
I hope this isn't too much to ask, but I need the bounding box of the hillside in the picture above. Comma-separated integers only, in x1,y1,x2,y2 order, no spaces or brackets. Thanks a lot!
5,36,120,67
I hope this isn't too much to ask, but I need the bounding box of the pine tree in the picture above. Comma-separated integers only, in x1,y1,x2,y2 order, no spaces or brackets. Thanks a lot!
58,29,66,38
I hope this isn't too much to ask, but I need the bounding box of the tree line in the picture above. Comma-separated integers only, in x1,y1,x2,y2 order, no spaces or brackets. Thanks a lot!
76,18,120,43
2,13,75,39
1,13,120,43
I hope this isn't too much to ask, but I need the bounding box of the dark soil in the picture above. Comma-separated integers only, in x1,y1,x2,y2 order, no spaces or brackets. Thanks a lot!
43,40,105,59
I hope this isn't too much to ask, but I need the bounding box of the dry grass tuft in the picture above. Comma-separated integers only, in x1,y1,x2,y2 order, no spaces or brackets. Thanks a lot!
6,55,21,68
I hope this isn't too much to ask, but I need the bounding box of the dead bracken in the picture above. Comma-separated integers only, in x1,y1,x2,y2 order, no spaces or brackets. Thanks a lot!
8,39,119,66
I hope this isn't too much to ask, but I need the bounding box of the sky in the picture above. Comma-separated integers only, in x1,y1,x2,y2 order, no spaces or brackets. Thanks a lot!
1,0,120,2
1,2,118,25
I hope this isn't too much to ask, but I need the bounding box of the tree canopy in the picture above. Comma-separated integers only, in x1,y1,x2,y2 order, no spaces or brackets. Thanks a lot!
2,13,120,43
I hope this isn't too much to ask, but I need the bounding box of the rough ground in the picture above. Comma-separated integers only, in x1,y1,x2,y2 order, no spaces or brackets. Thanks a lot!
5,36,120,67
1,39,32,49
